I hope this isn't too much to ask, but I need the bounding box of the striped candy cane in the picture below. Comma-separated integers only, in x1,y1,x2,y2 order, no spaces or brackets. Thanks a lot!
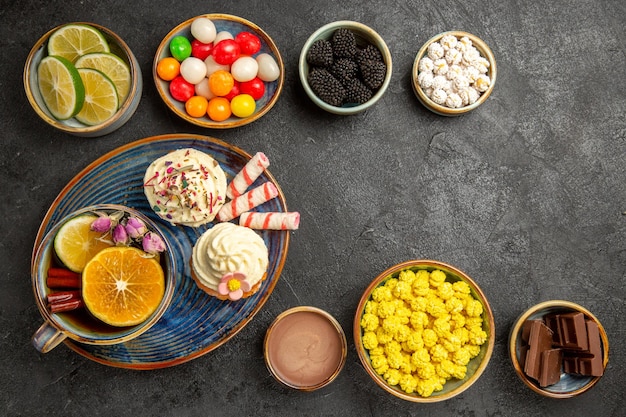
239,212,300,230
227,152,270,199
217,181,279,222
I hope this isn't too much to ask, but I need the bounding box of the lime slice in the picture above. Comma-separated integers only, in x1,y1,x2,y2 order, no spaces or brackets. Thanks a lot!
53,214,114,273
75,68,120,125
37,55,85,120
75,52,131,105
48,24,110,63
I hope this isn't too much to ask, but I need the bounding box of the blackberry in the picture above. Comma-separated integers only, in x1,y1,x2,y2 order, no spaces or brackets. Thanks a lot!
330,58,359,85
307,67,346,107
356,44,383,66
344,78,373,104
331,28,358,58
306,39,333,67
360,59,386,90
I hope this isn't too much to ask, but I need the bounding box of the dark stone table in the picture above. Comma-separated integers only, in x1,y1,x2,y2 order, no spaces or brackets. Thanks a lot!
2,0,624,415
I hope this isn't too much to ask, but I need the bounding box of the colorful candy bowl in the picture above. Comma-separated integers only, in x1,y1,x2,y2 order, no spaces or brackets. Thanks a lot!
354,260,495,402
412,31,496,116
31,204,176,353
153,14,284,129
24,22,142,137
299,20,392,115
509,300,609,398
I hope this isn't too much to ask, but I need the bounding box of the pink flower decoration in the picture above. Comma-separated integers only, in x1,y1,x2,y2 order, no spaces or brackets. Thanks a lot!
218,272,251,301
142,232,166,254
125,217,147,238
112,224,129,245
90,216,112,233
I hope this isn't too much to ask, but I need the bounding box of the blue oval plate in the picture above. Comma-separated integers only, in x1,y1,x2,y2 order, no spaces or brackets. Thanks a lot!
31,134,290,369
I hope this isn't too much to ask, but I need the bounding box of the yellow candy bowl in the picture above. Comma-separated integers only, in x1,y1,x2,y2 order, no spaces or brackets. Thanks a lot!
354,259,495,402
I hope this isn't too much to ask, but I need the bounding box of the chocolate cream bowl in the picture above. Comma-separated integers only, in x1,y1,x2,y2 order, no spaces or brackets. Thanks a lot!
264,306,347,391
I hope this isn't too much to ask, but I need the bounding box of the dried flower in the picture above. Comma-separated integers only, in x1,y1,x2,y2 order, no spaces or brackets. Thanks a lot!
112,224,129,246
142,232,166,254
218,272,250,301
90,216,112,233
125,217,147,239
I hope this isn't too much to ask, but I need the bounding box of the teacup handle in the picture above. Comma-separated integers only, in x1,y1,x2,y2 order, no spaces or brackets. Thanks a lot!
32,321,67,353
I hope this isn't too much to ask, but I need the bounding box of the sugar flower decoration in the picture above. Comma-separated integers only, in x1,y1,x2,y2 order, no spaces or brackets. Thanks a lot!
218,272,250,301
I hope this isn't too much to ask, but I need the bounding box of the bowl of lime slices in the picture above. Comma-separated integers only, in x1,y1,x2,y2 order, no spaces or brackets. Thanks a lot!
24,22,142,137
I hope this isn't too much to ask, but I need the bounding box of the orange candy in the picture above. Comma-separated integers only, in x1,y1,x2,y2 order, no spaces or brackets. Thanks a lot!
208,70,234,96
207,97,232,121
156,57,180,81
185,95,209,118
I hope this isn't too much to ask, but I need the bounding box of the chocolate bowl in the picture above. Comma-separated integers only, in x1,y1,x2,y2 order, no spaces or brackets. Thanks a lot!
264,306,347,391
509,300,609,398
31,204,176,353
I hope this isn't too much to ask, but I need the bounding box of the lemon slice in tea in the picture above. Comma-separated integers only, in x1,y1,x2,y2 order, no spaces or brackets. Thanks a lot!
75,52,131,105
53,214,114,272
37,55,85,120
82,246,165,327
47,24,110,63
75,68,119,125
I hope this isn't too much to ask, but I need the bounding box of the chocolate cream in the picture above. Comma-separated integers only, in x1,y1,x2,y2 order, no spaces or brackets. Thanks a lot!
266,310,344,388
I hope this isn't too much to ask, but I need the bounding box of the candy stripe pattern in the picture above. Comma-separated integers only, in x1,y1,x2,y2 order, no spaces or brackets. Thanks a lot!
239,211,300,230
226,152,270,199
217,181,278,222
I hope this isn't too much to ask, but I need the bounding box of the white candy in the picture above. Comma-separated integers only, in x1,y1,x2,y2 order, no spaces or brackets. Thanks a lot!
255,53,280,82
213,31,234,45
194,78,216,100
445,48,462,65
431,88,448,105
453,75,470,91
418,71,434,89
446,64,464,81
231,56,258,82
474,74,491,92
204,56,230,76
432,75,450,91
427,42,444,60
180,57,207,84
445,92,463,108
190,18,217,44
440,34,458,50
433,58,449,76
418,56,434,73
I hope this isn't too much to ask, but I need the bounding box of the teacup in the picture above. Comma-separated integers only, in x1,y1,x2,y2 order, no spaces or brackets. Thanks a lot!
31,204,176,353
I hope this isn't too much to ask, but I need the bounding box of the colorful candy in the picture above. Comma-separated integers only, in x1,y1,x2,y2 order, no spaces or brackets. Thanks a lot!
157,17,281,121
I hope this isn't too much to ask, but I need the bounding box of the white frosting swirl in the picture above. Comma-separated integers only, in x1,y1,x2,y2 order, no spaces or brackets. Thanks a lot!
192,222,269,291
143,148,227,227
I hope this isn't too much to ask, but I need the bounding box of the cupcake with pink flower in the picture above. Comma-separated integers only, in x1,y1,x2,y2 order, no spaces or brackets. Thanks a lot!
190,222,268,300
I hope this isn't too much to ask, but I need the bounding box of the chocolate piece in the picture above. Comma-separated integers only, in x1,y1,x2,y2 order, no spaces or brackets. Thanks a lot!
523,320,554,381
563,320,604,377
539,349,563,387
546,312,588,350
